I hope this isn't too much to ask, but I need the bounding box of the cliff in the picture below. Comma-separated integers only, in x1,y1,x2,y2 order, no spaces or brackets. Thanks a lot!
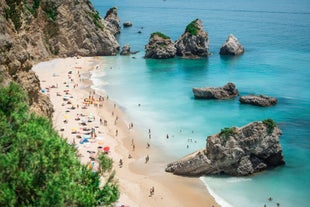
166,120,285,176
0,0,120,118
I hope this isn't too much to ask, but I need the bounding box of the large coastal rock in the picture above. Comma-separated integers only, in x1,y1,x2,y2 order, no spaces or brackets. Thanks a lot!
193,82,239,99
0,0,120,118
175,19,210,58
220,34,244,56
104,7,121,36
166,120,285,176
145,32,176,59
240,95,278,107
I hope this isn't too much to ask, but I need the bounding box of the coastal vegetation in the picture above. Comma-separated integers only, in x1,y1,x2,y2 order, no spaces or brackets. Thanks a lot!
0,82,119,206
151,32,171,39
185,19,200,35
263,118,276,134
89,10,104,30
219,127,237,142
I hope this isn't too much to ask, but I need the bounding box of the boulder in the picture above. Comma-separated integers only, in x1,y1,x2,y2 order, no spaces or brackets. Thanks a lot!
145,32,176,59
220,34,244,56
192,82,239,99
166,120,285,176
120,44,131,55
239,95,277,107
123,21,133,27
175,19,210,58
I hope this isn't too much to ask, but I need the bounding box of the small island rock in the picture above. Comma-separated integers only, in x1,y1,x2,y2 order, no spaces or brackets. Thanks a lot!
175,19,210,58
123,21,133,27
145,32,176,59
193,82,239,99
239,95,277,107
166,120,285,176
120,44,131,55
220,34,244,56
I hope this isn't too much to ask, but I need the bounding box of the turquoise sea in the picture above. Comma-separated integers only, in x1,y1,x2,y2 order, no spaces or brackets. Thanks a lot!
91,0,310,206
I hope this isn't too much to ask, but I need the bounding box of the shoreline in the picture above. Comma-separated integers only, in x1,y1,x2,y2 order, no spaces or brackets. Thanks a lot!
33,56,219,207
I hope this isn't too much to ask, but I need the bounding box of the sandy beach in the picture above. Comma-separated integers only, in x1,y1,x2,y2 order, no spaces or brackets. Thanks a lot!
33,57,219,207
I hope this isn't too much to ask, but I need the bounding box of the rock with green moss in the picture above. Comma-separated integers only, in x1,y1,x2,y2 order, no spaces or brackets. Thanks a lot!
166,120,285,176
145,32,176,59
175,19,210,58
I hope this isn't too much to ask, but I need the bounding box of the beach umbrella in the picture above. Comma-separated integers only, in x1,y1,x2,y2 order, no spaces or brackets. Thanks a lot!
103,146,110,152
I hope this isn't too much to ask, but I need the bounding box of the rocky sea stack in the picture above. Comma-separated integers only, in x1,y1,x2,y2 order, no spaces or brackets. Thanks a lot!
193,82,239,99
145,32,176,59
166,120,285,176
175,19,210,58
220,34,244,56
240,94,278,107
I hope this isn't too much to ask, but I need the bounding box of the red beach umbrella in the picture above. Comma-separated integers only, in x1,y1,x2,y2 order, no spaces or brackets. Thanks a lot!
103,146,110,152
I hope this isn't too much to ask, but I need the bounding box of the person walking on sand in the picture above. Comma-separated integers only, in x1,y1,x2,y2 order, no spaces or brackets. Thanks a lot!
145,155,149,163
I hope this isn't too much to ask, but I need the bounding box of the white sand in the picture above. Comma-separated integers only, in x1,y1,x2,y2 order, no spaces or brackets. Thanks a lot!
33,57,219,207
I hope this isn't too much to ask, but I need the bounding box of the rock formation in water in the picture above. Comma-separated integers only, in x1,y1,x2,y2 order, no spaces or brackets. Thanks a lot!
166,120,285,176
220,34,244,56
120,44,131,55
123,21,133,27
175,19,210,58
239,95,278,107
0,0,120,118
192,82,239,99
145,32,176,59
104,7,121,36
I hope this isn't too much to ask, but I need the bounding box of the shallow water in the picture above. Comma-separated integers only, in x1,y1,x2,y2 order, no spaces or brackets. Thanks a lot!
91,0,310,206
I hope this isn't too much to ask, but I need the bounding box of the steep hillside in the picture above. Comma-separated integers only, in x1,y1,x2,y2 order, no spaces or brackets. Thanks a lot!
0,0,120,117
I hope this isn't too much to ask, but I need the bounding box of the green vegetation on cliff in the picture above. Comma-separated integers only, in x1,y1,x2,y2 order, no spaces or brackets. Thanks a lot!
0,82,119,206
151,32,171,39
219,127,237,142
185,19,199,36
263,118,276,134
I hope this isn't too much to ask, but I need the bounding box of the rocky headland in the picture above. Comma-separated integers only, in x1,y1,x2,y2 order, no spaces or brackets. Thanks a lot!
166,119,285,176
145,32,176,59
240,94,278,107
220,34,244,56
192,82,239,99
0,0,120,118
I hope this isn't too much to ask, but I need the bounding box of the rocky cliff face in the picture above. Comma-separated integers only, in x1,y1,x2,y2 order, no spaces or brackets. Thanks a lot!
219,34,244,56
0,0,120,118
145,32,176,59
192,82,239,99
166,120,285,176
175,19,209,58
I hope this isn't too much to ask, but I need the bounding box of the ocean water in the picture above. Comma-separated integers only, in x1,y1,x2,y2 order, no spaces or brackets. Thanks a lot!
91,0,310,206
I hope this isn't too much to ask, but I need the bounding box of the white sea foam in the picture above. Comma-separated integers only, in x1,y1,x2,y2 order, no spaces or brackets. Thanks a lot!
200,177,235,207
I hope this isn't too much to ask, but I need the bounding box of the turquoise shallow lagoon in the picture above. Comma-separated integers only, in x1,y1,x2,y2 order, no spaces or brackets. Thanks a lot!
91,0,310,206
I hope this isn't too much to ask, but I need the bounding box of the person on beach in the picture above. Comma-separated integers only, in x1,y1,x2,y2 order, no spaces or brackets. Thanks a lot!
166,134,169,139
146,142,150,148
149,186,154,197
115,129,118,136
119,159,123,168
145,155,149,163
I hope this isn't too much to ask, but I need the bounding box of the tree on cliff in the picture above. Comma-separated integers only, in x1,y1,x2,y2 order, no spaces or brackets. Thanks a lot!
0,82,119,206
